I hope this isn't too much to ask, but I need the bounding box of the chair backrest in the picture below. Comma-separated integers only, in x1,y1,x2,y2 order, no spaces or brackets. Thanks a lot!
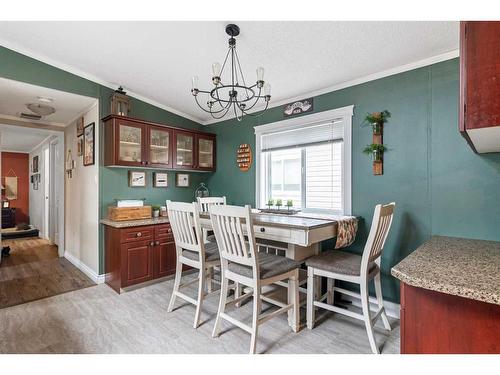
166,200,204,256
362,202,395,267
197,196,226,213
209,204,259,275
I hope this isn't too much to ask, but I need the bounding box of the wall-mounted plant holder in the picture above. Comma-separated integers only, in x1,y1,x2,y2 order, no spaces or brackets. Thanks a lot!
363,110,391,175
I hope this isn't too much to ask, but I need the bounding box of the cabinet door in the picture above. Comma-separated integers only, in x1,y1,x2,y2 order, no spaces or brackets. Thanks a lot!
154,240,176,278
173,130,195,169
121,240,153,287
196,134,216,171
148,126,173,168
116,120,147,166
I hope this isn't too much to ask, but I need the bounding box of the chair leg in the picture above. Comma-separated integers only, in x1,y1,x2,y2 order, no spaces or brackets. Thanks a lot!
306,267,315,329
207,266,214,293
361,280,379,354
167,259,182,312
234,282,242,307
374,273,391,331
212,274,229,338
249,286,261,354
193,268,206,329
327,278,335,305
287,270,300,332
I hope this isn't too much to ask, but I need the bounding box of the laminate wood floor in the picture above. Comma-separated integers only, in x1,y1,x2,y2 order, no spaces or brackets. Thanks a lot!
0,273,400,354
0,238,95,309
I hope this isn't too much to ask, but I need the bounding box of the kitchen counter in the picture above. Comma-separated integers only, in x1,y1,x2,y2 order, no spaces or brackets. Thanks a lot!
391,236,500,305
100,216,170,228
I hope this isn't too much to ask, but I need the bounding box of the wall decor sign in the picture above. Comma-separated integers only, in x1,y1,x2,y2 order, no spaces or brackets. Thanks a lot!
77,136,83,156
237,144,252,172
77,117,85,137
153,172,168,187
32,155,39,173
283,98,313,117
83,122,95,166
176,173,190,187
128,170,146,187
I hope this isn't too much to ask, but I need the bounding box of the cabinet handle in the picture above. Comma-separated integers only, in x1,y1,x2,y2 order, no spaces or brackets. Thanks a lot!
260,227,265,233
155,241,160,245
150,241,155,247
136,232,142,237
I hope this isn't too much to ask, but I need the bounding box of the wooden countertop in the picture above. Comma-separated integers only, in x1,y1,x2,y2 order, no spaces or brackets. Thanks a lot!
391,236,500,305
100,217,170,228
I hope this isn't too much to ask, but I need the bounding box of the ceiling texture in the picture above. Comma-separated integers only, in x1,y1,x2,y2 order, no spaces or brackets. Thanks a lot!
0,21,459,124
0,124,59,152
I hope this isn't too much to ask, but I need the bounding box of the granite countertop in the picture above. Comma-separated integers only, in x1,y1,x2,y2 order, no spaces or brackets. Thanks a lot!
100,216,170,228
391,236,500,305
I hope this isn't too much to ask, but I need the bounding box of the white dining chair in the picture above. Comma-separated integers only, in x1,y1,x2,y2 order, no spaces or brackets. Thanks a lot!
209,204,301,354
197,196,226,213
305,202,395,354
166,200,220,329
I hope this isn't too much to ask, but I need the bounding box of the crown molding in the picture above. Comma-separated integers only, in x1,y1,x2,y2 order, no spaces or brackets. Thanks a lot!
202,49,459,126
0,38,205,125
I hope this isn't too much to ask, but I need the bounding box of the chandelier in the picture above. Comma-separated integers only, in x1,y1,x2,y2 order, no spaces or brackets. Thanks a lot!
191,24,271,121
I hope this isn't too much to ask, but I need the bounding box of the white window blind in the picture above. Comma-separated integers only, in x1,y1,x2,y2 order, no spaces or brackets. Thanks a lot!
261,119,344,152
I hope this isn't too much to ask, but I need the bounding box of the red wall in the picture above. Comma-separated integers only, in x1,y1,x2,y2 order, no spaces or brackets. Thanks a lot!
1,152,30,224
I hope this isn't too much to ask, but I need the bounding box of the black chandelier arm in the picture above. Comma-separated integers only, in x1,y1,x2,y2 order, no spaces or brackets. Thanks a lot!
194,94,230,114
235,86,262,112
219,48,231,79
234,48,252,100
241,100,269,117
209,101,233,120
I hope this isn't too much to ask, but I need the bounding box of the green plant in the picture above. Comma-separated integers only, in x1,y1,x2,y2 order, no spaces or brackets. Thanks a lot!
286,199,293,207
267,199,274,209
363,144,387,161
364,110,391,125
152,205,161,211
275,199,283,208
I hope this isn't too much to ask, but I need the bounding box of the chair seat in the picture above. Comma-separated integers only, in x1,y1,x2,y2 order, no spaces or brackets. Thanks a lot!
229,252,300,280
305,250,378,276
182,241,220,262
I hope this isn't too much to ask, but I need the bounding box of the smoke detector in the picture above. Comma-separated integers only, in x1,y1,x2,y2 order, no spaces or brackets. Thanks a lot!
26,103,56,116
20,112,42,120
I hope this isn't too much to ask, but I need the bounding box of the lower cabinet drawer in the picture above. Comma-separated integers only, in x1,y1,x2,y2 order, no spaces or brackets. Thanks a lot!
120,226,154,243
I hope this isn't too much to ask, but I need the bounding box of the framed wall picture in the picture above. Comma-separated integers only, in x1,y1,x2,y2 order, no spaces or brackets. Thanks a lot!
32,155,39,173
128,170,146,187
77,135,83,156
83,122,95,166
77,117,85,137
176,173,190,187
3,201,10,208
153,172,168,187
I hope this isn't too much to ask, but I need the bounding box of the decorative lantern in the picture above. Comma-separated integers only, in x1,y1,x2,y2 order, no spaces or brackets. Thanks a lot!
110,86,131,116
195,183,210,199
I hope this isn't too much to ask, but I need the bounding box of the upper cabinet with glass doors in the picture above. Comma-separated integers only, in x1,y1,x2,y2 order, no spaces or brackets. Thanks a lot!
103,115,215,172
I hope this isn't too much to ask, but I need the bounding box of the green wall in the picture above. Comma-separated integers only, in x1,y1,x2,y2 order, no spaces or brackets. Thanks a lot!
206,58,500,303
0,46,209,274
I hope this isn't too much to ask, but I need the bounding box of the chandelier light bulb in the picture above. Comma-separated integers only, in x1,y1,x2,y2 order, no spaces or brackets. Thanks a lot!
264,83,271,96
192,76,199,90
256,66,265,82
212,62,221,77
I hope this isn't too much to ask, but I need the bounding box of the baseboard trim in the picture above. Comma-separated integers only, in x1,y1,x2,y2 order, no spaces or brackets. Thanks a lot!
341,294,400,319
64,252,105,284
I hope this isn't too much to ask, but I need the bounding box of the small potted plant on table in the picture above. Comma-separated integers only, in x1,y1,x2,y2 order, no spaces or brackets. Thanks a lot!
275,199,283,210
286,199,293,211
267,199,274,210
152,205,161,218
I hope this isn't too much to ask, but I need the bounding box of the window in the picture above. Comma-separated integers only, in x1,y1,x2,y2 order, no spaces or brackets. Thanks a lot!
255,106,352,215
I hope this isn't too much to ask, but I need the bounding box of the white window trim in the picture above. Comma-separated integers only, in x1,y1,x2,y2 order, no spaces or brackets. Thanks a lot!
254,105,353,215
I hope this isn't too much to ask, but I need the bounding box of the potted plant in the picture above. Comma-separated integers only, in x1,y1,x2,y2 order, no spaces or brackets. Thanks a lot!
152,205,161,218
275,199,283,210
363,110,391,135
286,199,293,211
267,198,274,210
363,144,387,162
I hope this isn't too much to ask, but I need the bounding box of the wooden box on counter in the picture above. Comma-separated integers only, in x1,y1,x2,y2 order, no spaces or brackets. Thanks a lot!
107,206,152,221
105,223,176,293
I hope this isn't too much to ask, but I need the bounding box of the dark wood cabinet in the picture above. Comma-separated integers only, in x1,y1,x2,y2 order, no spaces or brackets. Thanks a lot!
1,207,16,228
103,115,216,171
105,223,177,293
459,21,500,153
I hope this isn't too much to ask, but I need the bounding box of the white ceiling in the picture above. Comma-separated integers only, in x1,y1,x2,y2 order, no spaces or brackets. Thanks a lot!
0,124,57,152
0,77,97,127
0,21,459,124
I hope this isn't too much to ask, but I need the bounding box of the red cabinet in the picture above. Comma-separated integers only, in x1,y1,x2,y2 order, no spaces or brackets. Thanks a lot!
459,21,500,153
105,223,177,293
103,115,216,171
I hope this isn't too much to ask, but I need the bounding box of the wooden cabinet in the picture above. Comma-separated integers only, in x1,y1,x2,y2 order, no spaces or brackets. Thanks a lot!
459,21,500,153
1,207,16,228
103,115,216,171
105,223,177,293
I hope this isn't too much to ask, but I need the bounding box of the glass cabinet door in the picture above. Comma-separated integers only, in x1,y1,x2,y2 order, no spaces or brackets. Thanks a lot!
149,127,171,167
118,123,143,165
197,137,215,169
175,132,194,168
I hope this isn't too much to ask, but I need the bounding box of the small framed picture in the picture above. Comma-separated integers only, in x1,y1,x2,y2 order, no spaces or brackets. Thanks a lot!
77,135,83,156
77,117,85,137
83,122,95,166
128,170,146,187
176,173,190,187
153,172,168,187
32,155,39,173
3,201,10,208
